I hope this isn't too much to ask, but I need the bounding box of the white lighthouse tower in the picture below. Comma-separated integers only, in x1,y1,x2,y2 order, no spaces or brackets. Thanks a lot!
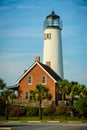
43,11,63,79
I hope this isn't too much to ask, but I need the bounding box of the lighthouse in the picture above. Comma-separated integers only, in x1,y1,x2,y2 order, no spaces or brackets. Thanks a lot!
43,11,63,79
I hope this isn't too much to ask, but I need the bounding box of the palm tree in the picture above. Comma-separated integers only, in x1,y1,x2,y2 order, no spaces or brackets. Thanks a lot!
36,84,52,120
69,82,86,104
2,88,16,101
78,84,86,98
29,84,52,120
82,87,87,98
56,79,69,104
29,90,36,102
69,81,79,105
2,88,17,120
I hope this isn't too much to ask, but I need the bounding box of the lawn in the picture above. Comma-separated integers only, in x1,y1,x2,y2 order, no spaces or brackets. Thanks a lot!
0,116,87,123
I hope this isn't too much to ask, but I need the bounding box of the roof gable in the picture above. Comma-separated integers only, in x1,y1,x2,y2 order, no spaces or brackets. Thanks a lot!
17,62,37,84
39,63,61,82
17,62,61,84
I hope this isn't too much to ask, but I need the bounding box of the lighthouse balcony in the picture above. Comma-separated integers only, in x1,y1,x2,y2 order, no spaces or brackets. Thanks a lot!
44,19,62,29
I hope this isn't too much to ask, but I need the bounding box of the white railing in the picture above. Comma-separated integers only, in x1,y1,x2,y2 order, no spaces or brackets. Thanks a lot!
13,99,51,107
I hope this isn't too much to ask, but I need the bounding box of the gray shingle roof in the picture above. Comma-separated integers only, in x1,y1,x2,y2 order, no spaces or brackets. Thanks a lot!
39,62,61,81
17,61,61,84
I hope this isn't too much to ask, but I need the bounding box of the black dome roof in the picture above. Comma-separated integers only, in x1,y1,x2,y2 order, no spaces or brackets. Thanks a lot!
46,11,60,19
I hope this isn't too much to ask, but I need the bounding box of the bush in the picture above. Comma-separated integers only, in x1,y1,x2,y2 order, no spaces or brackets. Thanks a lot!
9,105,25,117
43,105,56,116
26,106,39,116
55,104,71,116
0,97,5,116
0,97,13,116
73,98,87,117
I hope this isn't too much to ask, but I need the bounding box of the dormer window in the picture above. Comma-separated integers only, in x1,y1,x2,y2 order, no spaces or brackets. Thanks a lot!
42,75,46,84
28,75,32,84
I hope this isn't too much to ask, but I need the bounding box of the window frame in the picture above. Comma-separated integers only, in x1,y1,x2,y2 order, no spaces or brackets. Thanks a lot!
25,91,29,99
28,75,32,85
41,75,46,84
44,33,51,40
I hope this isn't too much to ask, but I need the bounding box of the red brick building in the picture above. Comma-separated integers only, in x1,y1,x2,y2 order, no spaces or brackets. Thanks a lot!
16,56,61,103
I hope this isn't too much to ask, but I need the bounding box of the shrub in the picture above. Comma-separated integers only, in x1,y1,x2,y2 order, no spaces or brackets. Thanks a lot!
73,98,87,117
26,106,39,116
9,105,25,117
43,105,56,116
55,104,71,116
0,97,5,116
0,97,13,116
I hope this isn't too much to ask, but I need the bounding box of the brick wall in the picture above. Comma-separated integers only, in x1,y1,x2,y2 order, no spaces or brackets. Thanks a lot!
18,64,56,101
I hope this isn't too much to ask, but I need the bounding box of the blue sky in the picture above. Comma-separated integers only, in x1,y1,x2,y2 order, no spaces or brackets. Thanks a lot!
0,0,87,86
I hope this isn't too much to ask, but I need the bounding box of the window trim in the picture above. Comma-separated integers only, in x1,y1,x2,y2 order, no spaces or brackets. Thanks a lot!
25,91,29,99
44,33,51,40
41,75,46,84
28,75,32,85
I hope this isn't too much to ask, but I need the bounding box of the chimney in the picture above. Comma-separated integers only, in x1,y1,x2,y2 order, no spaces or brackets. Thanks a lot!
35,56,40,62
46,61,51,67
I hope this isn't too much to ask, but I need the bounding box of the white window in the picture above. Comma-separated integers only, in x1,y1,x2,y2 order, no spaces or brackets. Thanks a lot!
41,75,46,84
25,92,29,99
28,75,32,84
48,33,51,39
44,33,51,40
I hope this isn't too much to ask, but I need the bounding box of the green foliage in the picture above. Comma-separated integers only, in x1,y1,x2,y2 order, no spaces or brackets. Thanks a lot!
43,104,71,117
55,104,71,116
9,105,25,117
0,88,17,120
57,79,87,106
56,79,69,103
0,78,6,90
26,106,39,116
73,98,87,117
36,84,52,100
1,88,17,103
9,106,39,117
43,105,56,116
29,84,52,120
0,96,5,116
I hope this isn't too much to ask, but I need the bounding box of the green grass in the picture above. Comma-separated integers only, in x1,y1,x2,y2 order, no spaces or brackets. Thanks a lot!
0,116,87,123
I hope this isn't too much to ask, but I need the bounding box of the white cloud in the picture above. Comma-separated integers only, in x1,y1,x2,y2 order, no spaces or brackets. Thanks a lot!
0,52,36,61
0,3,40,11
0,27,42,38
16,5,40,10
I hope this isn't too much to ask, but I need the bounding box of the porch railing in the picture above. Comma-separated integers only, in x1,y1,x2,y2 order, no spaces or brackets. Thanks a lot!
13,99,51,107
